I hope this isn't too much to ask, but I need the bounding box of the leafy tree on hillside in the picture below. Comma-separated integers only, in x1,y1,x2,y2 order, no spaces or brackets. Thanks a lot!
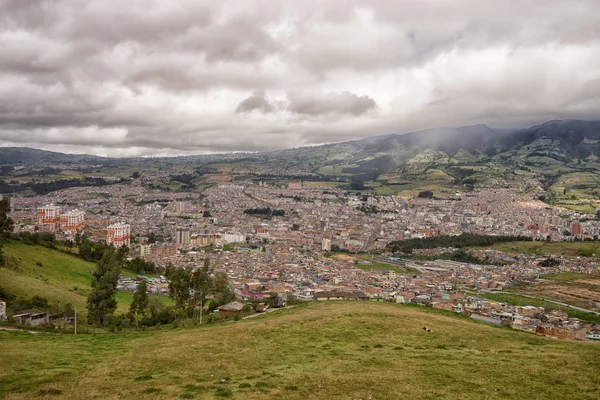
212,271,235,307
165,264,191,310
87,247,122,326
166,259,234,323
190,258,212,324
129,280,149,325
0,198,13,266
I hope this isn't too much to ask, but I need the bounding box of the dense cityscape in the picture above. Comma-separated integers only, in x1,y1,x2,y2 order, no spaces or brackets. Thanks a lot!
4,173,600,341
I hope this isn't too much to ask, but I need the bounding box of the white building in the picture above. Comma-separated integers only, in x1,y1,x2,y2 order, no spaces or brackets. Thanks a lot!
107,223,131,248
221,232,246,244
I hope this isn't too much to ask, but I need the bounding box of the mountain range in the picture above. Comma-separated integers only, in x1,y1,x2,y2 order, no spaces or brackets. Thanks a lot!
1,119,600,209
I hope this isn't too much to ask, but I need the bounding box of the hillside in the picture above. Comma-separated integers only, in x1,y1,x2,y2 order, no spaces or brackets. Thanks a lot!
2,119,600,210
1,301,599,399
0,147,107,165
0,241,169,314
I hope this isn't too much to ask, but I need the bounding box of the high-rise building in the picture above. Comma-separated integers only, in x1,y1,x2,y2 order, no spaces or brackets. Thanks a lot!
175,227,190,245
174,201,186,213
59,210,85,233
37,205,61,231
107,223,131,248
572,223,583,236
322,238,332,252
288,181,302,190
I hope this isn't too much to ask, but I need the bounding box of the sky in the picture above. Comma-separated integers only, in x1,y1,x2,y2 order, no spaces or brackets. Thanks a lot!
1,0,599,157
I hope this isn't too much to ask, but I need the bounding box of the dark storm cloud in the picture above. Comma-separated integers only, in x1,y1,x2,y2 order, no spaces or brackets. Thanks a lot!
0,0,598,156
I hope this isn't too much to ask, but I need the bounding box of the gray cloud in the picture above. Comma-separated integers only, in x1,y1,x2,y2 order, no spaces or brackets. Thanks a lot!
0,0,599,156
288,91,377,116
236,91,274,114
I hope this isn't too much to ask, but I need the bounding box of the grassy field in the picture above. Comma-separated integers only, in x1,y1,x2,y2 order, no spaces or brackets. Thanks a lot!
0,241,171,314
0,301,599,399
476,292,600,323
482,241,600,258
325,253,419,274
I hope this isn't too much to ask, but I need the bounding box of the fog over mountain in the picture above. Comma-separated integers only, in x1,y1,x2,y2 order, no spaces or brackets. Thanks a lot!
1,0,599,156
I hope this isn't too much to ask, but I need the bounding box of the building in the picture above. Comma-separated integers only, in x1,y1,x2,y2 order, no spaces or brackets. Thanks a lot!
107,223,131,248
218,301,245,318
174,201,186,213
175,227,190,246
288,181,302,190
12,309,49,326
59,210,85,233
140,244,152,257
191,232,222,246
37,205,61,231
0,299,6,321
322,238,332,252
152,244,178,257
572,223,583,236
221,232,246,244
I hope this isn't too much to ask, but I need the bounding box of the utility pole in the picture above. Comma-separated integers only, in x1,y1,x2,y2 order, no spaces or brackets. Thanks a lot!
74,310,77,335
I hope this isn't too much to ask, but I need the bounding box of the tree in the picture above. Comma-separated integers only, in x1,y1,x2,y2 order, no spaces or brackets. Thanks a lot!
190,258,212,324
0,198,13,266
212,271,235,306
87,247,122,326
165,264,191,310
129,280,149,325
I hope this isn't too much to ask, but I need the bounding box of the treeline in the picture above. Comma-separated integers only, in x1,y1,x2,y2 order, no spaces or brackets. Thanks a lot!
75,234,159,274
387,233,533,254
88,253,235,330
244,207,285,217
0,177,128,195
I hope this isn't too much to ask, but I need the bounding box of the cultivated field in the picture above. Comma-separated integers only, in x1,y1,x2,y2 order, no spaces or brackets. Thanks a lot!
1,302,599,399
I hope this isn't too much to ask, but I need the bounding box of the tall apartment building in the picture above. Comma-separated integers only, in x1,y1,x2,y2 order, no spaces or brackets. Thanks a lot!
37,205,61,231
190,232,221,246
572,222,583,236
59,210,85,233
175,227,190,245
288,181,302,190
321,238,332,252
107,223,131,248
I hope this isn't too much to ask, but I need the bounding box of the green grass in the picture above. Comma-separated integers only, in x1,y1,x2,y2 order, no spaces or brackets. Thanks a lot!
0,241,96,310
482,241,600,258
0,301,599,399
0,241,172,314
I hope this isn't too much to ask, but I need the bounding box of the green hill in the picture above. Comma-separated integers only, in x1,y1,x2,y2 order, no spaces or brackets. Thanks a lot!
1,302,599,399
0,241,169,314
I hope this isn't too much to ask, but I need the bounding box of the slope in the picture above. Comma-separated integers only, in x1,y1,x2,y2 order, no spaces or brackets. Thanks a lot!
0,301,598,399
0,241,169,313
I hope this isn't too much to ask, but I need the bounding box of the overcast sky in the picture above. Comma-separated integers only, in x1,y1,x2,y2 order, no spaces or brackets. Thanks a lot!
1,0,599,157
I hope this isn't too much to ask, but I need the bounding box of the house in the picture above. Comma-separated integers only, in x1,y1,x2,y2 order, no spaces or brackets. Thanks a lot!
272,296,284,308
0,300,6,321
586,330,600,340
218,301,245,318
12,309,49,326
